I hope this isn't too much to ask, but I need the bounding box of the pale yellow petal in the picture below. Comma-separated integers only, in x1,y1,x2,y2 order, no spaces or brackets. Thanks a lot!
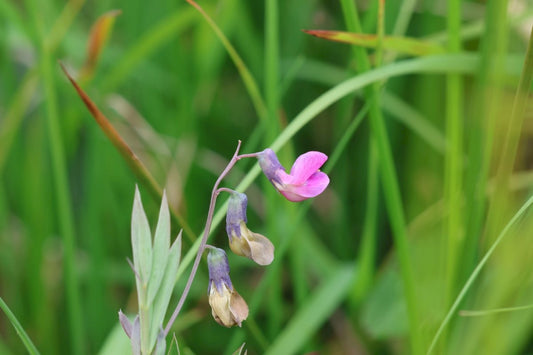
229,291,249,327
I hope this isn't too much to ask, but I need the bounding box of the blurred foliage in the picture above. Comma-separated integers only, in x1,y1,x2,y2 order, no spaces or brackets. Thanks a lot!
1,0,533,354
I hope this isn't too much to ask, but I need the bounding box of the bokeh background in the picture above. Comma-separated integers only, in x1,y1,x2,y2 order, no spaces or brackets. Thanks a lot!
1,0,533,354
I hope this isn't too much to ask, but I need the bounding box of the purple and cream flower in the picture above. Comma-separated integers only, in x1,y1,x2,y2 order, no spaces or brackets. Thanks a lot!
257,149,329,202
226,192,274,265
207,247,249,327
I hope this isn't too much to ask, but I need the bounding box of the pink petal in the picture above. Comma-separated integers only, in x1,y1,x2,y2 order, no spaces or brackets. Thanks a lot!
276,170,294,185
281,171,330,202
289,151,328,184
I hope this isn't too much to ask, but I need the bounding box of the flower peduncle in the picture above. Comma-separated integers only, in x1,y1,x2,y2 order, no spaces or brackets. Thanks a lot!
163,140,243,336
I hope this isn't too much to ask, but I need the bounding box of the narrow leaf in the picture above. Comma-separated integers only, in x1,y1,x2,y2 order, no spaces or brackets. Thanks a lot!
131,315,141,355
154,328,166,355
232,343,247,355
304,30,445,56
80,10,122,81
167,334,180,355
427,194,533,354
265,265,355,355
132,186,153,285
150,231,182,350
0,297,40,355
147,191,171,305
185,0,268,122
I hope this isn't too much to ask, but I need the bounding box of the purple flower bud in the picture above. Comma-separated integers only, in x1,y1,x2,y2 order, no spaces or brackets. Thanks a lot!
207,247,233,294
258,148,284,185
257,149,330,202
207,248,249,327
226,192,274,265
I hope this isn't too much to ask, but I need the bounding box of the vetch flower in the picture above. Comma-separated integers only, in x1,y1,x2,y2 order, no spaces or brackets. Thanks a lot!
226,192,274,265
207,247,249,327
257,149,329,202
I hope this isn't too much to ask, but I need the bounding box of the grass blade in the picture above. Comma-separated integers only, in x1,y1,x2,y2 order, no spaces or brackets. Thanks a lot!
185,0,268,122
304,30,445,56
427,194,533,354
79,9,122,81
60,64,195,241
0,297,40,355
265,265,355,355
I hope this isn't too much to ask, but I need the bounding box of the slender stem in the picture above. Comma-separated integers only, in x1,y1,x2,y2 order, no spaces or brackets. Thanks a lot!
217,187,237,195
444,0,463,329
340,2,420,353
28,0,84,350
164,141,243,335
237,152,260,160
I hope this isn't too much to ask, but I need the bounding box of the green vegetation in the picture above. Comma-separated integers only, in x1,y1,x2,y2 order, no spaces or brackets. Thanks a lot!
1,0,532,354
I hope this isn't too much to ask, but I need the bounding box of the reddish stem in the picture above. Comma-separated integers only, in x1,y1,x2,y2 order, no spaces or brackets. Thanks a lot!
164,141,245,335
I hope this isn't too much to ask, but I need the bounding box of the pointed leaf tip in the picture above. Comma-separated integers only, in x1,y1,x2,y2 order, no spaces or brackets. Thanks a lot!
80,9,122,80
131,187,153,285
147,189,171,304
304,29,445,56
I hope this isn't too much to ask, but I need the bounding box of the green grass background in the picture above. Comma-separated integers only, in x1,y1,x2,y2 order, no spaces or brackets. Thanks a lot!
1,0,533,354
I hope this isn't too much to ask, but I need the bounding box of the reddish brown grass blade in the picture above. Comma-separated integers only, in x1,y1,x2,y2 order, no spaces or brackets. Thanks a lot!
59,62,195,241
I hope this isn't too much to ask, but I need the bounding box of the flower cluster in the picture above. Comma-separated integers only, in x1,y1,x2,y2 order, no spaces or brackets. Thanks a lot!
206,148,329,327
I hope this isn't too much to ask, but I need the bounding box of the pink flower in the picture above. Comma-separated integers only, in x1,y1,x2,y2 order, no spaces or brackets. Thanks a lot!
257,149,329,202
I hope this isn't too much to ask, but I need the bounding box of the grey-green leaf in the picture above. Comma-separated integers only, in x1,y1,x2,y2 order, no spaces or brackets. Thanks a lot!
154,327,166,355
147,190,171,305
149,231,182,350
131,186,153,286
131,315,141,355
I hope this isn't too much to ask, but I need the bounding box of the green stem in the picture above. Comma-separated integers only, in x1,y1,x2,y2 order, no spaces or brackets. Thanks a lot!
186,0,268,122
340,1,421,353
462,0,509,276
351,139,378,308
41,43,85,355
24,0,86,351
444,0,463,314
265,0,279,135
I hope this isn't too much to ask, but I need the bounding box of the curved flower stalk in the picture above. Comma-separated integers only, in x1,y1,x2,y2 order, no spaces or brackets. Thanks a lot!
226,191,274,265
257,149,330,202
207,247,249,327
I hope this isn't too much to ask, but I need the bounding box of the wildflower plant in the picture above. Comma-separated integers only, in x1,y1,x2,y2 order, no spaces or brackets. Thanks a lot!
120,141,329,353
